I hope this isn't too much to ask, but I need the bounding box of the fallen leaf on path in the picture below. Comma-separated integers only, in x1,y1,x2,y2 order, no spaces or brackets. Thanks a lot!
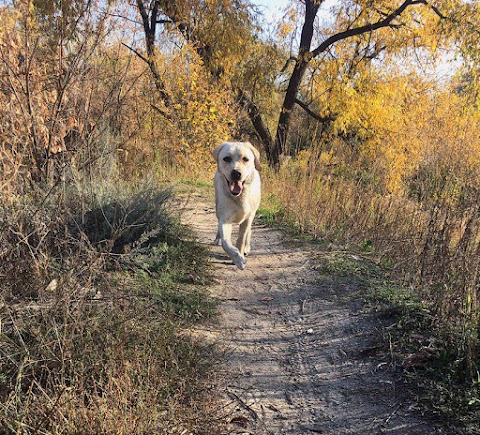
259,296,274,302
229,416,249,427
242,307,268,315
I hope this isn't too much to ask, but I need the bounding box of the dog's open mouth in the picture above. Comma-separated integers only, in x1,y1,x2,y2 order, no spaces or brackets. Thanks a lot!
228,180,243,196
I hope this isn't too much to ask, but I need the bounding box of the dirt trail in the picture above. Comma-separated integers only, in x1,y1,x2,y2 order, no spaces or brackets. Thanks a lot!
183,193,446,435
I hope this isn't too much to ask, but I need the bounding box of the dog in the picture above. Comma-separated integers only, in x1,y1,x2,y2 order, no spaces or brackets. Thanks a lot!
212,141,261,270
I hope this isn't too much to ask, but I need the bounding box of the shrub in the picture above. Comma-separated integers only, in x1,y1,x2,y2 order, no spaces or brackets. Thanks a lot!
0,179,219,433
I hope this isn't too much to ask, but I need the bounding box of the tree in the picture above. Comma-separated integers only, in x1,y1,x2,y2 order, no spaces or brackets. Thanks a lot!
131,0,478,167
262,0,480,166
130,0,277,150
131,0,181,120
0,0,129,183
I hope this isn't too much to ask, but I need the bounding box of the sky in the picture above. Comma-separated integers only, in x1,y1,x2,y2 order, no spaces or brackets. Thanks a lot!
251,0,458,82
253,0,290,21
252,0,338,23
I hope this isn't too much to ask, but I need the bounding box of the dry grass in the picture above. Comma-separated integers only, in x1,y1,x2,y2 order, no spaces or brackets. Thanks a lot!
0,178,222,434
262,164,428,266
0,5,227,430
261,157,480,381
1,288,220,433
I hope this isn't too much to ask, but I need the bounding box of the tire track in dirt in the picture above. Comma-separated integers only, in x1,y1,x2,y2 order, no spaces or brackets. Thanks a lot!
183,193,447,434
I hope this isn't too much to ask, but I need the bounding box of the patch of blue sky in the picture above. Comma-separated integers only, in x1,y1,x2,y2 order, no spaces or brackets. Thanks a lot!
251,0,460,83
252,0,337,26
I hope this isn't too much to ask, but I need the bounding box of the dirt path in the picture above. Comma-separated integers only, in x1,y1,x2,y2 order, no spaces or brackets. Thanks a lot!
183,193,447,435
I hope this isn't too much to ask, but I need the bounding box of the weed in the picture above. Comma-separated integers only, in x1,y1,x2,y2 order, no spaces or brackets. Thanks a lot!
313,247,480,433
0,180,222,433
312,252,383,292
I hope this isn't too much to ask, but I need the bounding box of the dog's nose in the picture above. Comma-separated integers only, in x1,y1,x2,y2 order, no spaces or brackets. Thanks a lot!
231,170,241,181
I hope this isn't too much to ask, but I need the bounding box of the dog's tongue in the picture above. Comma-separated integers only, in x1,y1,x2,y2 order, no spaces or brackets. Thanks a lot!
230,180,243,195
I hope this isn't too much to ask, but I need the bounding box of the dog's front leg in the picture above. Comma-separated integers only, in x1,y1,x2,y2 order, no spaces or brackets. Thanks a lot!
218,221,246,270
236,215,254,256
244,220,253,256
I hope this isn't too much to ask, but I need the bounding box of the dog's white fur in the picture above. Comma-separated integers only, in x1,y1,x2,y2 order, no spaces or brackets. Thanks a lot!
213,141,261,270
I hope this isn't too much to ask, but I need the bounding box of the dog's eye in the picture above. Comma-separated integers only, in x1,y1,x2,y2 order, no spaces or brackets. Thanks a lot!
242,157,249,162
223,156,232,163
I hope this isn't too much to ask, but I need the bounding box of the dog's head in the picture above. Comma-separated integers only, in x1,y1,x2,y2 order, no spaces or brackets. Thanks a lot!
212,141,261,197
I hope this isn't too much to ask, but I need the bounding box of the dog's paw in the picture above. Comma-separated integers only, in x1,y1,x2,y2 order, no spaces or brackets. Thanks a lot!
244,245,251,256
213,238,220,246
232,253,247,270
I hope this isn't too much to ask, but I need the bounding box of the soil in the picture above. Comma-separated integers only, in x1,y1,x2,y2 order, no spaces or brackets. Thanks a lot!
182,193,449,435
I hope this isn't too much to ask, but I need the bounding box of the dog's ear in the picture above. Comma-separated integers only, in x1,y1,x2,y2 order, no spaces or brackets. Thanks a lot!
212,143,226,163
247,142,262,172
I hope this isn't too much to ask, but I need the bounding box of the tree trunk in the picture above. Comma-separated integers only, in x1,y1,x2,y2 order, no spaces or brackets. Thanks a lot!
270,60,309,166
136,0,174,112
266,0,318,166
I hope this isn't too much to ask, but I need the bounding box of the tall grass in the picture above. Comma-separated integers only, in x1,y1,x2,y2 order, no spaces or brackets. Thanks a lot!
263,157,480,380
0,4,226,430
0,177,220,433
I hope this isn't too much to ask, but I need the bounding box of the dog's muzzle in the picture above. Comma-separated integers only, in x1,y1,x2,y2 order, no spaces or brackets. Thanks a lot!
226,173,243,196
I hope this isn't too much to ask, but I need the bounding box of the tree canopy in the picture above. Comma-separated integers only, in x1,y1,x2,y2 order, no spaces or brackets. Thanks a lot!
127,0,480,167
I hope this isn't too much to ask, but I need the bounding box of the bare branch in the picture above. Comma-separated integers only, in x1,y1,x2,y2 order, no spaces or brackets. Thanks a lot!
311,0,417,58
411,0,447,19
107,13,141,25
237,89,273,148
121,42,149,65
294,99,336,123
280,56,297,74
151,104,174,120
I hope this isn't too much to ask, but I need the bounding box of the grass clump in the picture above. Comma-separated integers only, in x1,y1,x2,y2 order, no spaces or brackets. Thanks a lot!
0,179,221,434
1,291,219,434
311,250,480,433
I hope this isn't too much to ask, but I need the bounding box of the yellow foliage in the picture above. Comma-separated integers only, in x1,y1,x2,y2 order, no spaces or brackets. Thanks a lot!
309,50,480,195
119,44,236,177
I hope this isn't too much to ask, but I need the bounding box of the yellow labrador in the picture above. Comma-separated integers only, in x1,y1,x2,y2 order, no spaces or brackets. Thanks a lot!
212,141,261,270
